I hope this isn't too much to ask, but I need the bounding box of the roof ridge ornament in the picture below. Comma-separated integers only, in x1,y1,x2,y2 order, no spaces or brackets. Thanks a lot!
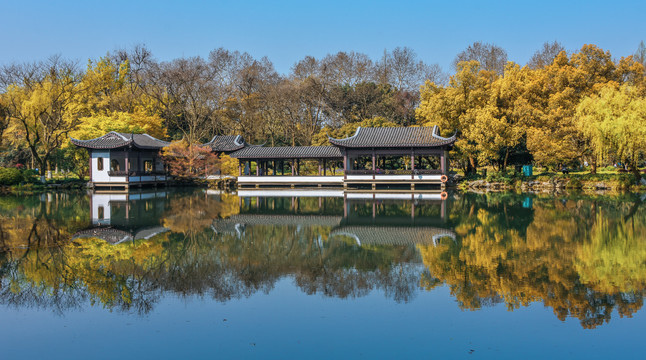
328,126,361,142
431,125,457,141
110,131,129,141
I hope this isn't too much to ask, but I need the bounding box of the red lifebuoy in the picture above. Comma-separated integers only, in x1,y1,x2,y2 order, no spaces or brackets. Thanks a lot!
440,174,448,183
440,191,448,200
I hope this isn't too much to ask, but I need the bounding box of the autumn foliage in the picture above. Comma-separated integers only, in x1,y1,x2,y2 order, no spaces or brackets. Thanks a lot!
0,42,644,177
161,141,220,179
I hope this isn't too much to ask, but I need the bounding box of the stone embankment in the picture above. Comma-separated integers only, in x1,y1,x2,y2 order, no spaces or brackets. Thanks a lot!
460,177,645,192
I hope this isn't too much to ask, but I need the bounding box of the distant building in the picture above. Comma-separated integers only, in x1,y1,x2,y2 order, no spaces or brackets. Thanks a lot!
71,132,169,189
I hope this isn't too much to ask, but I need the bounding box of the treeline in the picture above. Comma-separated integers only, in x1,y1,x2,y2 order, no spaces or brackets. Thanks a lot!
0,45,439,178
0,41,645,178
418,42,646,175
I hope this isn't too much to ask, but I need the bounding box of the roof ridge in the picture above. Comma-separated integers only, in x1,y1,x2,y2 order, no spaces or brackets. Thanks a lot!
328,126,361,143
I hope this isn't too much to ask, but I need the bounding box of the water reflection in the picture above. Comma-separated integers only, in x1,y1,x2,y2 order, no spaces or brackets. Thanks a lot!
0,190,645,328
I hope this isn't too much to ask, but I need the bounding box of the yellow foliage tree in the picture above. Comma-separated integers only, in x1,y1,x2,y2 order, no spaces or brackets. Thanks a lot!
575,84,646,176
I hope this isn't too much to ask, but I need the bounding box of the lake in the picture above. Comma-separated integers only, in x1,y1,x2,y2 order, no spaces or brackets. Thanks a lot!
0,189,645,359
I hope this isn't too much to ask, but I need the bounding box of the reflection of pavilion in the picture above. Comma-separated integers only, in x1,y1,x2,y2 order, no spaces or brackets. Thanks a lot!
233,189,448,222
213,192,455,247
73,191,170,244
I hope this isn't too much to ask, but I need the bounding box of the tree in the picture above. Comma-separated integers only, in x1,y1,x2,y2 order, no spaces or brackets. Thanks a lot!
0,97,9,140
376,47,439,91
0,56,83,182
575,85,646,177
161,141,220,179
528,41,565,69
147,56,220,145
634,40,646,70
453,41,508,75
525,45,619,171
320,51,373,86
417,60,496,173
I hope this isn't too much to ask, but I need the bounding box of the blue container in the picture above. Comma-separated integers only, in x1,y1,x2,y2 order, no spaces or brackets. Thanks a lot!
523,197,533,209
522,165,533,177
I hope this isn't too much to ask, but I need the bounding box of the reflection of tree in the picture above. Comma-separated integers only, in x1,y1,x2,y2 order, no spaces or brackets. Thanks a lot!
2,191,646,328
1,191,422,314
420,193,646,328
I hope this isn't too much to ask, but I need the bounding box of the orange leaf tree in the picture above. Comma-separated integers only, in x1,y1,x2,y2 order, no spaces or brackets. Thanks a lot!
161,141,220,179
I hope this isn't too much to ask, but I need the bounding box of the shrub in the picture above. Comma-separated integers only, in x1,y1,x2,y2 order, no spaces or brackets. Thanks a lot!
0,167,24,185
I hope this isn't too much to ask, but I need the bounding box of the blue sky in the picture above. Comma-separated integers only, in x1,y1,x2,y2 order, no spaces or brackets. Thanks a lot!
1,0,644,74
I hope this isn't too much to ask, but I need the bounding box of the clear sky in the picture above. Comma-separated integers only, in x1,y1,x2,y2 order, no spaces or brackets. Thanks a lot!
1,0,644,74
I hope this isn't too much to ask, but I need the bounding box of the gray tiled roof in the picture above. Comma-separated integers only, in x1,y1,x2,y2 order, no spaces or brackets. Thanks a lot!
204,135,246,152
70,131,170,150
230,146,342,159
329,226,456,246
329,125,456,148
212,215,343,236
73,226,169,244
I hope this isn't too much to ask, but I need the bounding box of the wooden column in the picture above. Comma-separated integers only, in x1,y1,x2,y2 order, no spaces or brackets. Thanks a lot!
238,163,242,176
318,160,322,176
124,154,129,182
372,149,376,179
440,150,446,174
291,160,295,176
441,197,446,220
256,160,260,176
297,159,300,176
343,153,347,180
88,150,93,182
273,160,276,176
411,199,415,221
323,159,327,176
343,193,348,218
411,149,415,180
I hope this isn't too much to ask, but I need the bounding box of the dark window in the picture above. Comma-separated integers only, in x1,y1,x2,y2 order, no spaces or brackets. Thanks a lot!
98,206,104,220
110,159,120,171
144,160,153,172
97,157,104,171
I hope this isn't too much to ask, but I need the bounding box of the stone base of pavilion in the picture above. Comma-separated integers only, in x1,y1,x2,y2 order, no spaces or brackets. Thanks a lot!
236,173,445,191
92,175,168,191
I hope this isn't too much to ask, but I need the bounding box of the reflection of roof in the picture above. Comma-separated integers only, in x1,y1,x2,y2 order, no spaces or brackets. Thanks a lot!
329,226,456,246
213,214,343,233
329,126,456,148
71,132,170,150
230,146,342,159
204,135,246,152
73,226,170,244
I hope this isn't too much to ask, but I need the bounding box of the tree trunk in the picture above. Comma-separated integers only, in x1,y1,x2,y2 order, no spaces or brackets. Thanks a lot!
502,149,510,172
37,157,47,183
467,157,477,175
589,157,597,175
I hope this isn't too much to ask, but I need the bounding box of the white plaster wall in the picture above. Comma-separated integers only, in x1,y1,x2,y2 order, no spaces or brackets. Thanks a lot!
90,193,127,224
91,151,111,182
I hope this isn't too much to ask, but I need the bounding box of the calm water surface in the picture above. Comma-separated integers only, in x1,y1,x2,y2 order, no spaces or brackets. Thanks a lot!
1,189,645,359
